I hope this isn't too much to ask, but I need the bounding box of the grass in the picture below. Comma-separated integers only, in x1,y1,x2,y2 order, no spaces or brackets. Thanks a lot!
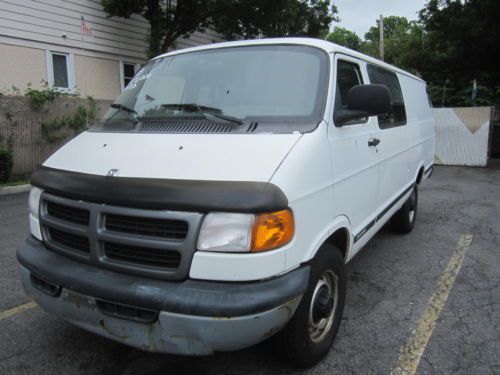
0,178,29,187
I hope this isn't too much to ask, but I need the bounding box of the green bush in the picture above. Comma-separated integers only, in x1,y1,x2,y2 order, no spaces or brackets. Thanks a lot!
41,99,97,144
0,149,13,182
24,81,60,110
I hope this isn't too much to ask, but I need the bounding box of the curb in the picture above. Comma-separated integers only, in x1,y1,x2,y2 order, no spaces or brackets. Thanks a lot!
0,184,31,196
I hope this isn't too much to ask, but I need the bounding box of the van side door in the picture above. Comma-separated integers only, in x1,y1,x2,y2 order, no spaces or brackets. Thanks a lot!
366,65,412,219
329,55,380,253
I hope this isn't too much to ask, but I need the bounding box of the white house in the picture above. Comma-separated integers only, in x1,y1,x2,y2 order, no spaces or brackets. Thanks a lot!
0,0,224,100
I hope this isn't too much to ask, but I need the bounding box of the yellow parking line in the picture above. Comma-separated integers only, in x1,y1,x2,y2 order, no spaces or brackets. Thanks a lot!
391,233,473,375
0,301,37,320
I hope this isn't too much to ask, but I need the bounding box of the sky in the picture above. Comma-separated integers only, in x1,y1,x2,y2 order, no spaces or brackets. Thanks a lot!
334,0,428,38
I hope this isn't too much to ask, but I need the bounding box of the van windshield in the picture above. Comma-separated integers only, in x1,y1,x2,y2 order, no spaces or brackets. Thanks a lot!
102,45,328,125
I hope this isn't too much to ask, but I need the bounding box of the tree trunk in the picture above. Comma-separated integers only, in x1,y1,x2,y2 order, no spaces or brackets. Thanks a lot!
146,0,162,58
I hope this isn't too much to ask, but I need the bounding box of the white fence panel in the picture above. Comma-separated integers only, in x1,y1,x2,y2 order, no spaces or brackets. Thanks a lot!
433,107,491,167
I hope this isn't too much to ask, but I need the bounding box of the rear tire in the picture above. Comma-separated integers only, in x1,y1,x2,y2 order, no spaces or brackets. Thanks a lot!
277,244,346,368
390,185,418,234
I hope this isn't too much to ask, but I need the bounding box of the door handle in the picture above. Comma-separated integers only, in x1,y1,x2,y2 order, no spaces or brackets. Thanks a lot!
368,138,380,147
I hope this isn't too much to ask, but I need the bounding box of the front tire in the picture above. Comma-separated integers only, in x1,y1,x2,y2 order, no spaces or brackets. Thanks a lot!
390,185,418,234
278,244,346,368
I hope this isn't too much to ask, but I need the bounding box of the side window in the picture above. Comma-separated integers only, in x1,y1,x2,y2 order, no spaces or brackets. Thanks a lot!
367,65,407,128
336,60,366,124
337,61,363,108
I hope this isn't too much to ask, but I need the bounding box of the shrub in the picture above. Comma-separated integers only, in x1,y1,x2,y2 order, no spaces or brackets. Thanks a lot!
0,149,13,182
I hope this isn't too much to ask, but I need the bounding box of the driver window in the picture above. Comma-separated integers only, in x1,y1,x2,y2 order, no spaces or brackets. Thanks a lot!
336,60,366,124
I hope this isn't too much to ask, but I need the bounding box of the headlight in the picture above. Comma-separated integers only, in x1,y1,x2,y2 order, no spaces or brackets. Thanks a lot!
28,186,43,241
29,187,43,219
198,213,254,252
197,209,294,253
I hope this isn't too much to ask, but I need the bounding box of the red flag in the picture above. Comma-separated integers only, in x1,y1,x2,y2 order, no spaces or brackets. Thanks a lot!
81,16,93,36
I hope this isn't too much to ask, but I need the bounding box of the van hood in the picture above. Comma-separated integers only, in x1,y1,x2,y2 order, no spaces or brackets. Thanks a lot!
43,132,302,182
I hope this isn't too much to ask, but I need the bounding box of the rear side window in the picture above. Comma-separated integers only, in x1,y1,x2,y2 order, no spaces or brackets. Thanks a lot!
367,65,407,128
336,60,366,124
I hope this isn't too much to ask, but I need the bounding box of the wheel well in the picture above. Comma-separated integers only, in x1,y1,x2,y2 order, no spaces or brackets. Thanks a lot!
416,166,425,184
325,228,349,260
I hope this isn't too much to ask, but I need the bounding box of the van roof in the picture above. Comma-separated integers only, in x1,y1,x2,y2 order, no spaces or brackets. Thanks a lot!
154,37,425,83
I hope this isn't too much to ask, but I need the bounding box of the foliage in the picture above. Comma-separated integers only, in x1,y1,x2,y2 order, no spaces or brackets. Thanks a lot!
350,1,500,107
418,0,500,106
101,0,338,58
41,98,97,144
24,81,61,110
0,85,22,96
213,0,338,41
360,16,425,73
325,27,361,51
0,178,29,187
0,149,13,182
102,0,212,58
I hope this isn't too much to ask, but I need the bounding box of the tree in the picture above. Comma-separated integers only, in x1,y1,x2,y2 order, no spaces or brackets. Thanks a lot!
325,27,361,51
360,16,425,71
331,1,500,106
101,0,339,58
419,0,500,106
102,0,211,58
208,0,338,40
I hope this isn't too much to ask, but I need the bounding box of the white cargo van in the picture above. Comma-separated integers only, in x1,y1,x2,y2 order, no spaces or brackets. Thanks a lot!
18,38,435,367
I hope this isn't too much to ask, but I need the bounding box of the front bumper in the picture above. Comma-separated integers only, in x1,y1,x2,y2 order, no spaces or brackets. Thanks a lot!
17,237,309,354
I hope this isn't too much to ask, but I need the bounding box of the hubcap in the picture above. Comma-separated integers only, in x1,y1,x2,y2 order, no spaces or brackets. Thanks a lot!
308,270,338,343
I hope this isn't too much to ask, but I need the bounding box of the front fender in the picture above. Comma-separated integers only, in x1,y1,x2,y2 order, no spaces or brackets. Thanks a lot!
304,214,352,263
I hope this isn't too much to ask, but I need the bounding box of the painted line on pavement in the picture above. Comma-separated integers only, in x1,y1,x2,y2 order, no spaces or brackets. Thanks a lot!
0,301,37,320
391,233,474,375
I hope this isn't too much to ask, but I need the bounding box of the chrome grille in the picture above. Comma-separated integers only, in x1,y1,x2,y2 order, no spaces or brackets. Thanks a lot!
39,193,203,281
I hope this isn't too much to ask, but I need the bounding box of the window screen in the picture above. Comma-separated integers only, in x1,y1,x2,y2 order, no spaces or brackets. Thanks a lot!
52,54,69,88
367,65,407,128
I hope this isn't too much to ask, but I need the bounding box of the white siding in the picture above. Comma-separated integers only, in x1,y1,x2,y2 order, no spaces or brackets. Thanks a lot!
0,0,225,60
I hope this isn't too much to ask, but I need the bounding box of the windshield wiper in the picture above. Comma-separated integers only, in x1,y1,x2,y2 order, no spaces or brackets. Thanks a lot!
160,103,245,125
110,103,137,114
107,103,138,122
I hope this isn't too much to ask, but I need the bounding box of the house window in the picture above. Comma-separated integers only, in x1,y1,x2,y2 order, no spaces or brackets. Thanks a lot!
46,51,75,91
120,62,140,91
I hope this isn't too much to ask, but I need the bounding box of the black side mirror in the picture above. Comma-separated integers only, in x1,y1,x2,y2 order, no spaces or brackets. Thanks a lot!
334,84,392,126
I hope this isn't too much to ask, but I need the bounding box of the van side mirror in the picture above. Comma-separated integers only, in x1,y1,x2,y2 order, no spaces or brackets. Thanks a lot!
334,84,392,126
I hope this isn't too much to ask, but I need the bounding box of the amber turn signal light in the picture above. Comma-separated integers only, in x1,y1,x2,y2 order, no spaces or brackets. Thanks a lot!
251,209,294,252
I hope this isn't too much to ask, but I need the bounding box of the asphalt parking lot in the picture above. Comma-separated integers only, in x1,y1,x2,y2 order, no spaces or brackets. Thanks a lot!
0,166,499,375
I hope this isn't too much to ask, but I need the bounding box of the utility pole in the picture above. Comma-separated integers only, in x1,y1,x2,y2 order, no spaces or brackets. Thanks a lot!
379,14,384,61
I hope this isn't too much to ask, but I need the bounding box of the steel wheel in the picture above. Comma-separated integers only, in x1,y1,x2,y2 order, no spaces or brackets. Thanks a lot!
408,188,416,223
308,270,338,343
